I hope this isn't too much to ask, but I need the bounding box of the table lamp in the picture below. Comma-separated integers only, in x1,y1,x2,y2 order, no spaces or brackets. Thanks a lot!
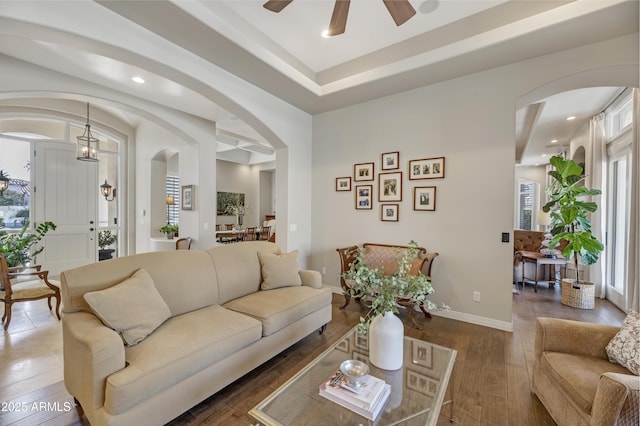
537,210,558,257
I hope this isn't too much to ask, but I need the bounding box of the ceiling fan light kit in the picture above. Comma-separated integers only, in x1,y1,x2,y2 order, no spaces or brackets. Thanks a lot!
263,0,417,36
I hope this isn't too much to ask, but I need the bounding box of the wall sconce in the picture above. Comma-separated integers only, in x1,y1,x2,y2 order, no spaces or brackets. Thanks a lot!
76,102,99,162
166,195,175,224
0,170,9,196
100,180,116,201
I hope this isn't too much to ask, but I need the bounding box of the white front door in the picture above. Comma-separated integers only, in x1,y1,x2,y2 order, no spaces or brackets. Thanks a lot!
34,142,98,275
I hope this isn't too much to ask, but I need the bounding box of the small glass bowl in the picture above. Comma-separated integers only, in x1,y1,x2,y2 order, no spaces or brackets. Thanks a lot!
339,359,370,387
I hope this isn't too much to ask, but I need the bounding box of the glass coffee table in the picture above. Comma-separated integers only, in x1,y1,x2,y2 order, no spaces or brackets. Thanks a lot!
250,326,457,425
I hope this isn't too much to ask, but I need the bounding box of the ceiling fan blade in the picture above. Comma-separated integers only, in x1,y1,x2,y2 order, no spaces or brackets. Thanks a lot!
263,0,294,13
383,0,416,26
327,0,350,36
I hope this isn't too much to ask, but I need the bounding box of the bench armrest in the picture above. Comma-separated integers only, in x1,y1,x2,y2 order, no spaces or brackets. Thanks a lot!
592,372,640,425
62,312,126,414
535,317,619,361
299,270,322,289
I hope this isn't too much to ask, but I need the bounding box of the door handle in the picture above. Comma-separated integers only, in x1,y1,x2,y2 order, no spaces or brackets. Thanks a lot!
90,228,94,231
89,220,94,224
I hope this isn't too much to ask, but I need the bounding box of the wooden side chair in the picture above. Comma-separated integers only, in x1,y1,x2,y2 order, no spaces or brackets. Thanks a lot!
259,226,271,241
336,245,359,309
175,237,192,250
224,224,234,230
0,254,61,330
244,227,257,241
215,224,222,231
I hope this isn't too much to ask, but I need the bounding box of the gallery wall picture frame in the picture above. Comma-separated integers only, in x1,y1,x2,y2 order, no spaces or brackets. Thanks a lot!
408,157,445,180
381,151,400,170
406,370,439,397
355,185,373,210
412,341,433,368
354,162,375,181
335,177,352,192
354,333,369,350
378,171,402,202
352,351,370,365
381,204,399,222
414,186,436,211
181,185,194,210
336,338,349,353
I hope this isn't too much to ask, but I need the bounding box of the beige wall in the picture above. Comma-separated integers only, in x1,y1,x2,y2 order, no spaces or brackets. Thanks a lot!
311,34,639,330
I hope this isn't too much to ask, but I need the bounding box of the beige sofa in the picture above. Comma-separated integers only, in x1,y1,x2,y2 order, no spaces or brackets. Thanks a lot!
61,241,332,426
532,317,639,425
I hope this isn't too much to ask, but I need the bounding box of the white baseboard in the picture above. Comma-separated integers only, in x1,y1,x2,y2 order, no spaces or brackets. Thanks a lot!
327,285,514,332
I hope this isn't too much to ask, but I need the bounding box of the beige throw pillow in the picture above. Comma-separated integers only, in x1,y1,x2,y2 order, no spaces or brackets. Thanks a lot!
605,310,640,375
258,250,302,290
83,268,171,346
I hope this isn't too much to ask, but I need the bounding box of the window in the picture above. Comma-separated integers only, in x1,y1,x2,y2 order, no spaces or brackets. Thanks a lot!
0,136,32,230
516,180,538,230
166,175,180,225
606,90,633,140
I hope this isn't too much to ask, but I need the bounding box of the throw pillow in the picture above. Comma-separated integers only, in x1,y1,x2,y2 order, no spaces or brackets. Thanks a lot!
258,250,302,290
83,268,171,346
605,310,640,375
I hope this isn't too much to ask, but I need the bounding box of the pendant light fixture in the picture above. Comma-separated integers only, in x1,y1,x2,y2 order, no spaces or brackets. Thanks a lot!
76,102,99,162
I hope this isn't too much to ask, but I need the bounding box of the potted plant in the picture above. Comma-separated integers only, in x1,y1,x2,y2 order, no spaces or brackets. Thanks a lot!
0,220,56,267
543,155,604,308
98,229,117,261
160,224,179,239
343,241,448,369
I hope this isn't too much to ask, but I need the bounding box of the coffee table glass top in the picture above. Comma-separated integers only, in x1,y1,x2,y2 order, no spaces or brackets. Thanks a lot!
250,326,457,425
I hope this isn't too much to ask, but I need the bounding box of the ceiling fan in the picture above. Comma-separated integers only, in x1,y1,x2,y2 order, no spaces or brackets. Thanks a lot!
263,0,416,36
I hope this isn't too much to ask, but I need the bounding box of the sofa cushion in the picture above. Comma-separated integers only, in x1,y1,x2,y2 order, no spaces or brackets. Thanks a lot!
258,250,302,290
540,352,631,413
206,241,281,304
606,310,640,375
223,286,332,336
83,269,171,346
104,305,262,415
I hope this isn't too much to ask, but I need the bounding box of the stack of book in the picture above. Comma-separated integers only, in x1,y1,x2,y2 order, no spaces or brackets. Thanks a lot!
319,368,391,421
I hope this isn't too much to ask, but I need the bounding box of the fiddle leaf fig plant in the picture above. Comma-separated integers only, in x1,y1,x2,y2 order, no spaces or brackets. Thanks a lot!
542,155,604,283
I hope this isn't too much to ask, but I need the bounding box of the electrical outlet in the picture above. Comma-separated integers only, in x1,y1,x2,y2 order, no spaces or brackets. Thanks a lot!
321,266,327,275
473,291,481,302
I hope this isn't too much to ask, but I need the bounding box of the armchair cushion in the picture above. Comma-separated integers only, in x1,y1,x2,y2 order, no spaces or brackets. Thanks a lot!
258,250,302,290
83,268,171,346
606,310,640,375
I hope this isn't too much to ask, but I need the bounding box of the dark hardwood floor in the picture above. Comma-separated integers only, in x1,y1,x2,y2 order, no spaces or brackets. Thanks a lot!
4,283,626,425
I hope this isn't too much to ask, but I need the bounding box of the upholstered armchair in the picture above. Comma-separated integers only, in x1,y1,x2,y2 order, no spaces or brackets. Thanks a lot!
513,230,545,285
532,317,639,425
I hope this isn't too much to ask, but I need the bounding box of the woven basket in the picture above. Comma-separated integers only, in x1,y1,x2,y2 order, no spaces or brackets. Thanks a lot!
561,279,595,309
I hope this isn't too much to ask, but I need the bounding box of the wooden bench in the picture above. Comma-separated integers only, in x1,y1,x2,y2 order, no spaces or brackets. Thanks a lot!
336,243,439,328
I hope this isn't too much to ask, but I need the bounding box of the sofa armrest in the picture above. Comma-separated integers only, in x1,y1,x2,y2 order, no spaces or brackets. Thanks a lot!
535,317,620,361
62,312,126,414
299,270,322,289
591,372,640,425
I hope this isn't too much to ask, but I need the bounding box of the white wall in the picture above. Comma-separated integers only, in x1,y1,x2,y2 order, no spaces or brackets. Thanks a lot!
311,34,639,330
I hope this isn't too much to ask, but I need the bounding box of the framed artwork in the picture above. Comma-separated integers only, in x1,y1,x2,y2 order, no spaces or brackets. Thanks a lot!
354,162,374,181
381,204,399,222
378,172,402,202
412,341,432,368
408,157,445,180
181,185,194,210
335,338,349,353
381,151,399,170
217,191,244,215
406,370,439,397
355,185,373,210
352,351,370,365
335,177,352,192
414,186,436,211
354,333,369,350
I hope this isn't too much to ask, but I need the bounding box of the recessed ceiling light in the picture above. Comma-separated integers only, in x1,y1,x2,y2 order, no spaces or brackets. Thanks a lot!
551,139,558,143
566,116,576,121
132,76,145,84
542,154,547,157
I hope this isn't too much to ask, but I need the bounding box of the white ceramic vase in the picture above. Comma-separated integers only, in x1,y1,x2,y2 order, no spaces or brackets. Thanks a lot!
369,311,404,370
